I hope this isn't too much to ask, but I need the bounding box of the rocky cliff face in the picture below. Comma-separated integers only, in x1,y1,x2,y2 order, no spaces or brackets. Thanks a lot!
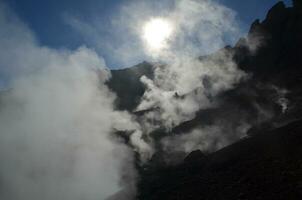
108,1,302,199
138,119,302,200
109,1,302,122
234,1,302,82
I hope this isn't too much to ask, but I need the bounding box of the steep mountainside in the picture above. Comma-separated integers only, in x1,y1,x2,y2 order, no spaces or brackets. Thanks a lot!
108,1,302,130
108,0,302,149
138,120,302,199
109,0,302,108
107,1,302,199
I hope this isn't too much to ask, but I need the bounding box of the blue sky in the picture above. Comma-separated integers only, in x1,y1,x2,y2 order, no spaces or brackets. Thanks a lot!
4,0,293,68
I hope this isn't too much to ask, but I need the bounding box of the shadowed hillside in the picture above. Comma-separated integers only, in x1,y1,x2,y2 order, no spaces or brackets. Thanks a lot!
108,1,302,199
138,120,302,199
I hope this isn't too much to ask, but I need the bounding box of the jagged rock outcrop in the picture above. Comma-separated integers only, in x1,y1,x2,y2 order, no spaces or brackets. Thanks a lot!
234,1,302,83
106,2,302,198
136,1,302,199
138,120,302,200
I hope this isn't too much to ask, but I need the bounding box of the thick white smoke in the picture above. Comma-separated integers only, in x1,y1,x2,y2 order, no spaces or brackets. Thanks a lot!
137,50,247,130
0,0,269,199
0,2,147,200
108,0,254,158
131,0,247,131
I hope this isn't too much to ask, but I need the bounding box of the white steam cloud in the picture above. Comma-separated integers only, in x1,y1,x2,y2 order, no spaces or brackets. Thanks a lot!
0,0,268,199
110,0,252,158
0,2,146,200
132,0,247,132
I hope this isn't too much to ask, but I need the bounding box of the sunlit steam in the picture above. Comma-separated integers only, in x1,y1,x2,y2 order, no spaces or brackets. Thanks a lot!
142,18,173,51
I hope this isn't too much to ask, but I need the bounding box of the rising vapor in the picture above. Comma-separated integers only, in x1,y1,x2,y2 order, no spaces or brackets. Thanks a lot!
130,0,249,154
0,2,143,200
0,0,273,199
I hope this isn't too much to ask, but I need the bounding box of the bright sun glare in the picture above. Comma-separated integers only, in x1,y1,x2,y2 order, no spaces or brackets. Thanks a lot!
142,18,173,51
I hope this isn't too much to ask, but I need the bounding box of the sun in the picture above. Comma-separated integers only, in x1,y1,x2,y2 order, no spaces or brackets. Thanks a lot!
142,18,173,51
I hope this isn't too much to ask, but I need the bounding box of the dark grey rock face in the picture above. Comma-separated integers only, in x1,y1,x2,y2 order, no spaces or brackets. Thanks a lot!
138,120,302,200
106,1,302,199
134,1,302,199
107,61,154,111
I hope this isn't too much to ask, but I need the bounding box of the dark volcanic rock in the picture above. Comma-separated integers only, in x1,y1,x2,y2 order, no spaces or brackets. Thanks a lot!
107,61,154,111
136,1,302,199
106,2,302,199
235,0,302,83
138,120,302,200
184,150,206,164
